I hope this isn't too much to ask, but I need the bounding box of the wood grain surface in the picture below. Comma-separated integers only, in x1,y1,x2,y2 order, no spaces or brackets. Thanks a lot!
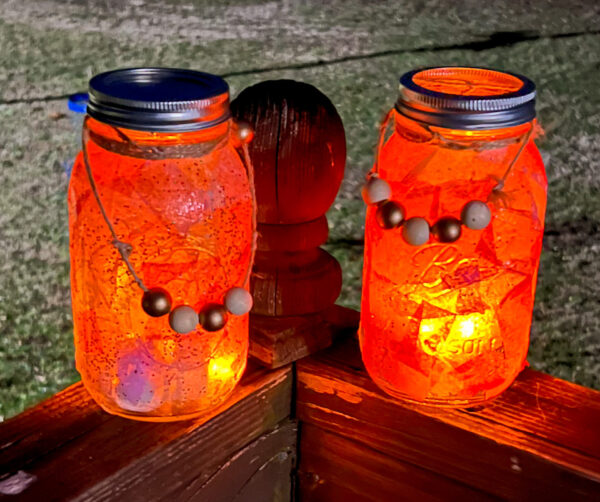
296,336,600,501
250,305,360,369
0,363,293,502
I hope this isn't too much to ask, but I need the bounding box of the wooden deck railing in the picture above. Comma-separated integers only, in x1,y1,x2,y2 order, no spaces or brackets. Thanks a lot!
1,308,599,501
296,335,600,501
0,363,294,501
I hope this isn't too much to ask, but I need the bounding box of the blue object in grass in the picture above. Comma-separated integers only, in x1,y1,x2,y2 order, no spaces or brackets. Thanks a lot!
63,93,89,179
68,93,89,114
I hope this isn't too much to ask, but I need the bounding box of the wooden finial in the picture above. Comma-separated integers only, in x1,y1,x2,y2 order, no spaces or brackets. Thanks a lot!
231,80,346,225
231,80,354,368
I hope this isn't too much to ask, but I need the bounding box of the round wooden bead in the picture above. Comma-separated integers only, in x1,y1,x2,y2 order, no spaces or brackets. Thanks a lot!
362,177,392,205
224,287,253,316
168,305,199,334
402,217,430,246
199,304,228,332
432,217,462,243
141,288,172,317
375,200,405,229
235,121,254,144
461,200,492,230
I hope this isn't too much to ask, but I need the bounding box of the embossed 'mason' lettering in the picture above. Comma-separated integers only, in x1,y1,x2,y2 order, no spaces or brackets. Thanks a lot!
421,334,503,357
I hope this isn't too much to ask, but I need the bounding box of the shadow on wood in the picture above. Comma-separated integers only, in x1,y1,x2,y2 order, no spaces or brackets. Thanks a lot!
251,305,360,369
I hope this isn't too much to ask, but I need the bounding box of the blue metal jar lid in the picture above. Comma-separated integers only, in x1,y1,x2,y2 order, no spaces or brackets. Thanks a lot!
396,67,536,130
87,68,230,132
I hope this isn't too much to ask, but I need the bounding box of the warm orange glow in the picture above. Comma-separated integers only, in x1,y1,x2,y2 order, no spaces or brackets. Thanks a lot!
209,355,237,380
69,118,252,421
413,67,524,97
360,112,547,407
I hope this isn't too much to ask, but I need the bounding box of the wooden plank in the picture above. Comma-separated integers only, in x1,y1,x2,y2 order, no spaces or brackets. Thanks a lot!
0,383,110,477
250,305,359,368
296,336,600,501
298,423,500,502
0,363,293,502
173,420,296,502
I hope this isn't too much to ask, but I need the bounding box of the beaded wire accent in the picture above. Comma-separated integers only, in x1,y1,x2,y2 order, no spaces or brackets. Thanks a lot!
363,109,534,245
81,115,258,333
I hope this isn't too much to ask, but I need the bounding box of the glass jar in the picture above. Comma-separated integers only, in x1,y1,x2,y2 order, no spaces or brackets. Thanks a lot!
68,68,254,421
360,67,547,407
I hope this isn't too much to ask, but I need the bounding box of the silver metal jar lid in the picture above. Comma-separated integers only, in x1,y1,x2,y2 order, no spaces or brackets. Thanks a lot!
87,68,230,132
396,67,536,130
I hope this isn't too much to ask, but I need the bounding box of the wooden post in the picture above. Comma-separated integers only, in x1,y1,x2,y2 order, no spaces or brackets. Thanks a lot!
231,80,355,368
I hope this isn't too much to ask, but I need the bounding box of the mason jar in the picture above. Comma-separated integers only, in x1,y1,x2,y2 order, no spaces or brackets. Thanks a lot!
69,68,254,421
360,67,547,407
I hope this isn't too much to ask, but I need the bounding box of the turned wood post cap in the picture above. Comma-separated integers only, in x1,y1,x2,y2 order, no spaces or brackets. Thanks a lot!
231,80,346,225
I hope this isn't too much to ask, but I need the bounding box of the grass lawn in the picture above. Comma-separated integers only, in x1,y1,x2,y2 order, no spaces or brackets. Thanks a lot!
0,0,599,418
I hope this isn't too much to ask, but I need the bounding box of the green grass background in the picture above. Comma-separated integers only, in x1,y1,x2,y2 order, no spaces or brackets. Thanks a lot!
0,0,599,419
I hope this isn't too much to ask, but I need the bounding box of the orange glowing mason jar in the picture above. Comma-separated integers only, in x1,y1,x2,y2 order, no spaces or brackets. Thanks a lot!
68,68,255,421
360,67,547,406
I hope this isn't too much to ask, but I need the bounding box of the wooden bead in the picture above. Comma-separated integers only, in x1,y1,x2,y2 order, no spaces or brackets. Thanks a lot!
432,217,462,243
225,287,253,316
461,200,492,230
362,177,391,205
199,304,228,332
402,217,430,246
141,288,172,317
235,121,254,143
375,200,405,229
168,305,199,334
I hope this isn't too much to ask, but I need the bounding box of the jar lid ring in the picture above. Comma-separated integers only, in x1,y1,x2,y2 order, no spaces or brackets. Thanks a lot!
396,66,536,130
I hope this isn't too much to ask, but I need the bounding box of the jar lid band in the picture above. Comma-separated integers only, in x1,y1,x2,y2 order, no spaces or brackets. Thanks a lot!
87,68,231,132
396,67,536,130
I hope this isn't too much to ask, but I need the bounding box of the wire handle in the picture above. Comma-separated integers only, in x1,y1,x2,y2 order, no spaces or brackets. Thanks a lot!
81,117,258,295
372,108,395,176
234,126,258,289
370,109,534,194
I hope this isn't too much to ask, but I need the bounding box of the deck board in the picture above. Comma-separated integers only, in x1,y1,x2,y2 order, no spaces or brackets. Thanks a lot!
0,364,293,502
297,337,600,500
